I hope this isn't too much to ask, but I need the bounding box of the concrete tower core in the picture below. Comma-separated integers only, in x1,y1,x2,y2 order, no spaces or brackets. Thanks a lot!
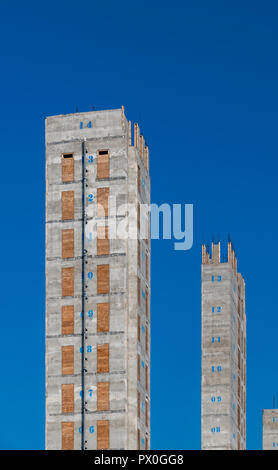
201,242,246,450
263,409,278,449
45,107,151,449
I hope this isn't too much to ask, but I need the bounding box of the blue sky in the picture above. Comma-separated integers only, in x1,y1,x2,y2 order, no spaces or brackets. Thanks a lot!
0,0,277,450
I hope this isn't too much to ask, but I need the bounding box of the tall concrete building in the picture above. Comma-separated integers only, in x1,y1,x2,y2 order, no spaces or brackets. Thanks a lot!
201,242,246,450
263,409,278,449
45,107,151,450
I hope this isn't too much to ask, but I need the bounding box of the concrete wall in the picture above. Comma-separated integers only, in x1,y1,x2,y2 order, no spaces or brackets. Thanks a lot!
45,109,151,449
263,409,278,450
201,245,246,450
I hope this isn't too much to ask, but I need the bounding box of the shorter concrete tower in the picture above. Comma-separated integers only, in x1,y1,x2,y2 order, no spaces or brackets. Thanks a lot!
263,409,278,449
201,241,246,450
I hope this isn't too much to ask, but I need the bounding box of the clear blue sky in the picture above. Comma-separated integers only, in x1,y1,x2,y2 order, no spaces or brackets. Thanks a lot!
0,0,277,450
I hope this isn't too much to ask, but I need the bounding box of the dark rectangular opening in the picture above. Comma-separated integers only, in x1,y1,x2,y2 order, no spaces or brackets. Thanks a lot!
99,150,108,155
63,154,73,158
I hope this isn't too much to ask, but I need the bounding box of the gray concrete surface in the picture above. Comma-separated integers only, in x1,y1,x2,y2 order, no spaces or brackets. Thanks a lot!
45,108,151,449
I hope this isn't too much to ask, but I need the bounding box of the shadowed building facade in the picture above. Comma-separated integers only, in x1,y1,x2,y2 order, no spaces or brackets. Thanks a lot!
201,242,246,450
263,409,278,449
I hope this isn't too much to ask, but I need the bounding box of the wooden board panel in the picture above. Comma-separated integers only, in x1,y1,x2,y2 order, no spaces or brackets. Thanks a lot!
97,382,109,411
139,135,143,158
62,384,74,413
145,437,148,450
62,422,74,450
62,345,74,375
62,305,74,335
97,344,109,373
137,203,140,231
97,303,109,333
145,254,148,282
62,191,74,220
62,154,74,183
97,420,109,450
97,151,109,179
97,187,109,217
145,326,148,354
138,165,141,194
146,215,149,246
62,267,74,297
137,391,140,418
137,354,140,381
145,364,148,392
137,429,140,450
138,240,140,268
97,264,109,294
62,229,74,258
137,277,141,305
145,288,148,318
97,226,109,256
137,315,141,342
145,400,148,427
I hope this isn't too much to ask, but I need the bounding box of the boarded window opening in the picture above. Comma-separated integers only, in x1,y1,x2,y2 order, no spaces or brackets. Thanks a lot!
97,188,109,217
62,229,74,258
146,216,149,246
138,240,141,268
138,391,140,418
137,354,140,382
97,420,109,450
97,226,109,256
97,150,110,179
62,267,74,297
97,382,110,411
97,344,109,373
62,191,74,220
138,165,141,194
97,303,110,333
97,264,110,294
138,315,141,343
62,305,74,335
137,277,141,305
137,429,140,450
62,345,74,375
62,154,74,183
137,203,140,232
